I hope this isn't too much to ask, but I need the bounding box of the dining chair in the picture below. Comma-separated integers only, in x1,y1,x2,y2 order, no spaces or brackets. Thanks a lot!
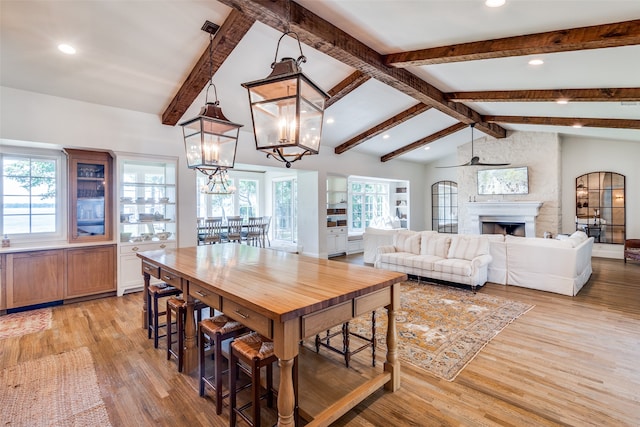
202,217,225,244
197,217,206,245
245,217,264,247
261,216,271,247
226,216,243,243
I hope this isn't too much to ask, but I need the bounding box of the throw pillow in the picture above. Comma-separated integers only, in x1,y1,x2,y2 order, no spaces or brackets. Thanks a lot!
447,236,489,261
420,234,451,258
393,231,420,254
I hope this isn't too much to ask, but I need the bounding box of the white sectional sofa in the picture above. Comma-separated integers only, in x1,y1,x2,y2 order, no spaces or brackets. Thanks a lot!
375,230,493,291
373,229,594,296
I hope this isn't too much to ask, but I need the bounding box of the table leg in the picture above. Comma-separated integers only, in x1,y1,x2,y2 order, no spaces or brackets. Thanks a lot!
384,282,401,391
142,272,150,330
277,358,296,427
183,291,198,373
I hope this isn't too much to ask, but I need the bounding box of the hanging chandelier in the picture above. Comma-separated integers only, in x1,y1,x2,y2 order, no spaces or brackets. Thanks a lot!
200,168,236,195
241,31,329,168
180,20,243,184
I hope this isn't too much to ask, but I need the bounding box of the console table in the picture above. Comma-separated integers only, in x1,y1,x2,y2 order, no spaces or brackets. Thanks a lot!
137,244,406,426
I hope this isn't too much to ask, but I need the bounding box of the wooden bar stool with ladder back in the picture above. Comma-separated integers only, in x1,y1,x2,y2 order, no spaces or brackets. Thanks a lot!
147,283,182,349
229,332,298,427
198,315,250,414
166,297,209,372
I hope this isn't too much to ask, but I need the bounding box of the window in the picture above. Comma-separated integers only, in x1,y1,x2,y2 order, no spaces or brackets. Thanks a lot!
575,172,625,244
349,180,389,232
196,175,259,221
432,181,458,233
1,148,64,241
273,178,297,242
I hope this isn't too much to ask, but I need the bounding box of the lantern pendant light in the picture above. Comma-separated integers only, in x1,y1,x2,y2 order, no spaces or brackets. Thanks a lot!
241,31,329,168
180,21,243,189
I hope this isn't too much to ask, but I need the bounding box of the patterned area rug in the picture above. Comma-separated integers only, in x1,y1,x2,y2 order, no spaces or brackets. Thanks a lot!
346,281,534,381
0,347,112,426
0,308,52,340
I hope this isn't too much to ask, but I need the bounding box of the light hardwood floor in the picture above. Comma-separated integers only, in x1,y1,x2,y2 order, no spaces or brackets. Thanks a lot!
1,256,638,426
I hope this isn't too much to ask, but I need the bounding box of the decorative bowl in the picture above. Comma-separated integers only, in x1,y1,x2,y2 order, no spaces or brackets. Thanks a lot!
156,232,172,240
140,233,154,241
131,236,143,242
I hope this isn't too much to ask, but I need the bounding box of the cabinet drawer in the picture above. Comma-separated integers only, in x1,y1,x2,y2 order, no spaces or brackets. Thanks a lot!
159,268,182,290
189,282,221,311
355,288,390,317
222,298,272,339
141,260,160,279
301,301,352,338
121,242,174,254
328,227,347,235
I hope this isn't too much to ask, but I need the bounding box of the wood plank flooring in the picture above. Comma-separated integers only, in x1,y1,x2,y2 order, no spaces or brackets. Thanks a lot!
1,256,638,426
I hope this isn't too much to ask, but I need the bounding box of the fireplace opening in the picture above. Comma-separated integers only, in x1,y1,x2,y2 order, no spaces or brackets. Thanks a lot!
482,222,526,237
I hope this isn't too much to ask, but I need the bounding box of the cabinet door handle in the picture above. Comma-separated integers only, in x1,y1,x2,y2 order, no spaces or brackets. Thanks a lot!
163,275,173,281
234,310,249,319
160,244,166,249
144,266,151,271
132,246,139,251
195,290,206,297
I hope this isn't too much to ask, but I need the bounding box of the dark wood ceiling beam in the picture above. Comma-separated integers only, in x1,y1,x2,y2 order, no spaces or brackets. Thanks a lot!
216,0,507,139
325,71,370,109
335,103,431,154
484,115,640,130
381,122,467,162
384,19,640,67
447,88,640,102
161,10,255,126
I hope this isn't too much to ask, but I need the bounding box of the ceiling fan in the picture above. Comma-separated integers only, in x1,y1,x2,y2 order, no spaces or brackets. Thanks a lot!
437,123,510,168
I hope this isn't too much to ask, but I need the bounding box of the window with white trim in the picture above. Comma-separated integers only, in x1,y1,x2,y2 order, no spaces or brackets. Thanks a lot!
1,147,65,241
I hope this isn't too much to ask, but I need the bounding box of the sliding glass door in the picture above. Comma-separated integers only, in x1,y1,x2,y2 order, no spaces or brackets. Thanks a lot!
273,178,297,242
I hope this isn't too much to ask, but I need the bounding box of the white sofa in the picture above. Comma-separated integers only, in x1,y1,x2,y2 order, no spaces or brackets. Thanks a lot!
375,230,492,291
363,227,402,263
374,229,594,296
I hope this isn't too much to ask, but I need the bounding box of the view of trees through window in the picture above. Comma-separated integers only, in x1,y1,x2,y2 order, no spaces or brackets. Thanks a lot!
1,153,59,235
196,176,258,221
273,178,297,242
349,181,389,232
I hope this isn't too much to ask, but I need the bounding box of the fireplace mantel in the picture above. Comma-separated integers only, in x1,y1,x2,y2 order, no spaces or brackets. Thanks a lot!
467,201,543,237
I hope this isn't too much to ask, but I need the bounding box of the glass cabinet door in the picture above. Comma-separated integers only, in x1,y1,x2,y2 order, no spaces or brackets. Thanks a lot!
66,149,113,242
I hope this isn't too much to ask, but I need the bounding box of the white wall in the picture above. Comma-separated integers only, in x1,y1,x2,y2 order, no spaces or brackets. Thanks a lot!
1,86,426,256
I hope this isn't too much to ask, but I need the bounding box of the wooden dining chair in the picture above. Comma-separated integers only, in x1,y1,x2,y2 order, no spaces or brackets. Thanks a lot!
202,217,225,245
226,216,243,243
245,217,264,247
261,216,271,247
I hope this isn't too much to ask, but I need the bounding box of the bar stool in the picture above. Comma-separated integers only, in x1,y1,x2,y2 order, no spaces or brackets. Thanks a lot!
229,332,279,427
166,297,208,372
147,283,181,348
199,315,249,414
315,310,377,368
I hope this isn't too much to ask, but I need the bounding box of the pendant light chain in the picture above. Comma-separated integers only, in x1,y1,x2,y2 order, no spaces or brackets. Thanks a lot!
205,32,219,106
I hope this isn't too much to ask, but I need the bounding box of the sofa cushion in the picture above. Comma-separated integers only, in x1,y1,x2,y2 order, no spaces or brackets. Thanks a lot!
447,235,489,261
433,258,472,277
420,233,451,258
393,230,421,254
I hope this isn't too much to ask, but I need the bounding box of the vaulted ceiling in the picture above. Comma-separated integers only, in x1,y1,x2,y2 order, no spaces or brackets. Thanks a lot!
2,1,639,165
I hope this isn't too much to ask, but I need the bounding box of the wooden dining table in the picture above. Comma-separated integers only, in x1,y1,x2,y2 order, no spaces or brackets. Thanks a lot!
137,243,406,427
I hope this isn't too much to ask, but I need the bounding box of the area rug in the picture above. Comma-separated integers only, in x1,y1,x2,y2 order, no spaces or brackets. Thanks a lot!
345,281,534,381
0,308,52,340
0,347,112,426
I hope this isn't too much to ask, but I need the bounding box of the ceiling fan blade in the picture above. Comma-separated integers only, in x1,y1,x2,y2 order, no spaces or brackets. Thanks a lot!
475,162,511,166
436,160,473,168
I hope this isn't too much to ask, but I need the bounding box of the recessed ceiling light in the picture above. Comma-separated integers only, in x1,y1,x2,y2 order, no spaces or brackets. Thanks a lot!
485,0,506,7
556,99,569,105
326,118,334,124
572,124,583,128
424,146,431,151
58,44,76,55
528,59,544,66
382,134,390,139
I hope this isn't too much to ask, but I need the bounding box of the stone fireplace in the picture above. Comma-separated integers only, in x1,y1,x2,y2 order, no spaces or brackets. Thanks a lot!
466,201,543,237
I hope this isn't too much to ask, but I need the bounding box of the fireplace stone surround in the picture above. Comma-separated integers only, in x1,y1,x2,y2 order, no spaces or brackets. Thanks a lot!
466,201,543,237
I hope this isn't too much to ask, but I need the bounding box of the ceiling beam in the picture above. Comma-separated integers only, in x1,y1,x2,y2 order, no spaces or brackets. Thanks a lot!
161,10,254,126
325,71,370,109
384,19,640,67
381,122,467,162
216,0,507,139
484,115,640,130
446,88,640,102
335,103,431,154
